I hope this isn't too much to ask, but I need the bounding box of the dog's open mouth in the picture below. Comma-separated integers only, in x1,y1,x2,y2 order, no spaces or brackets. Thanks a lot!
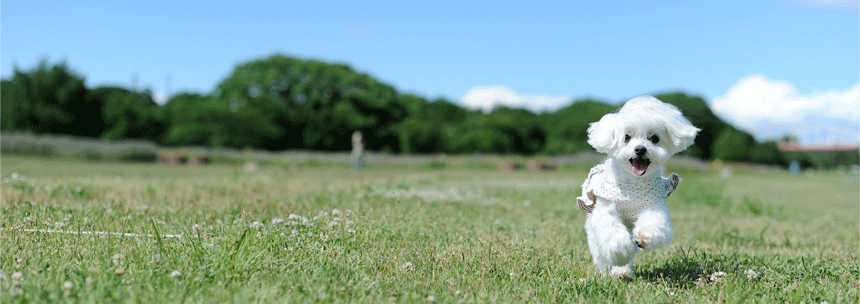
630,157,651,177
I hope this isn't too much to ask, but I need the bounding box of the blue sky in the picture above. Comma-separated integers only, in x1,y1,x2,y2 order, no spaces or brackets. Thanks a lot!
2,0,858,144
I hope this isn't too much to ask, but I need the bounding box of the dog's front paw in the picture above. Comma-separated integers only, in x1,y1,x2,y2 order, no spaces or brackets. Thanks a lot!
634,234,650,249
610,266,634,280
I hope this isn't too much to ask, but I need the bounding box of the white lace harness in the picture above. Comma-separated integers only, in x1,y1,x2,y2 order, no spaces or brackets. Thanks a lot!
577,162,680,221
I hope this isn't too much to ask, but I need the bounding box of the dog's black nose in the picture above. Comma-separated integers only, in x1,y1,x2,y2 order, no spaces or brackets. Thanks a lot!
635,146,647,156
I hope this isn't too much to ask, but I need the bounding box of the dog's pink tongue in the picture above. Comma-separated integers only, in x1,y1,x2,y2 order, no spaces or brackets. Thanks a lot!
632,159,648,176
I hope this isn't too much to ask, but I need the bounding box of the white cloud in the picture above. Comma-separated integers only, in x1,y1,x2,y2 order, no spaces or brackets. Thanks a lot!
711,75,859,144
460,86,569,113
342,25,371,36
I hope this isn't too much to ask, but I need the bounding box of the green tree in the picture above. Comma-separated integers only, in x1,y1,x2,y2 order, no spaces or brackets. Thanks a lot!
441,106,545,155
541,99,616,155
97,87,166,141
392,95,473,154
1,59,101,136
1,80,16,130
162,93,281,148
750,141,788,166
712,127,755,162
655,93,728,159
485,106,546,154
216,55,407,151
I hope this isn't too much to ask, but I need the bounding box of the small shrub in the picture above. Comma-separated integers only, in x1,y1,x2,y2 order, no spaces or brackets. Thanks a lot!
78,149,104,161
426,160,448,169
303,159,321,167
120,148,158,162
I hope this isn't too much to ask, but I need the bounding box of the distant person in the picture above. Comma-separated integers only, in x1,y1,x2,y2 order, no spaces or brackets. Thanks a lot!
351,131,365,170
789,160,800,177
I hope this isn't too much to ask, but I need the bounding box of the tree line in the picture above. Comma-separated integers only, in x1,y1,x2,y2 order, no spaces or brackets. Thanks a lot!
1,55,790,165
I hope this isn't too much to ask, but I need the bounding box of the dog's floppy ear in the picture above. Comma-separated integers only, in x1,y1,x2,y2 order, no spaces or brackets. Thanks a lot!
662,109,700,154
587,113,621,154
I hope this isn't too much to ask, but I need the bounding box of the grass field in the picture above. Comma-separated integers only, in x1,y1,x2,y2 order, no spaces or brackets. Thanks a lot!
1,155,858,303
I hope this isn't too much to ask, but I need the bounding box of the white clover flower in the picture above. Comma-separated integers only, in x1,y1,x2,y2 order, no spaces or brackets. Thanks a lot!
112,254,124,265
348,229,356,234
426,295,435,302
85,277,94,285
745,269,762,281
695,277,707,289
709,271,727,284
62,281,73,290
328,221,338,227
509,272,516,279
11,272,23,281
169,270,182,278
401,262,413,271
331,209,342,216
249,221,263,228
192,224,201,232
271,218,285,225
16,257,23,264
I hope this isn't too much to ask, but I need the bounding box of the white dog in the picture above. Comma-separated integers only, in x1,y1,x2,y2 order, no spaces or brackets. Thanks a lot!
576,96,699,279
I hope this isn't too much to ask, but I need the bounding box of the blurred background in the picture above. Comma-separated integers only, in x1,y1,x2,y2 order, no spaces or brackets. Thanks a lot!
1,0,857,170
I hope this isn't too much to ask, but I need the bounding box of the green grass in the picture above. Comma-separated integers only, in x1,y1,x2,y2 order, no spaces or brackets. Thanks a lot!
1,155,858,303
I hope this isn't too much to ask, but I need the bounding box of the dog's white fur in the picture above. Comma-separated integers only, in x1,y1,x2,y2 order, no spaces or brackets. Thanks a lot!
582,96,699,279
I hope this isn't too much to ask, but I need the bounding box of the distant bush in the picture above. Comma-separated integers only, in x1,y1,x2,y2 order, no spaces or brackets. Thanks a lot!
462,161,497,170
119,148,158,162
303,159,322,167
210,154,245,165
426,159,448,169
78,149,104,161
712,128,755,162
750,141,787,167
1,141,57,157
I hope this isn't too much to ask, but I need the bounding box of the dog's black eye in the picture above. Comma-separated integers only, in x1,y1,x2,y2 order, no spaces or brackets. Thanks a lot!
624,134,631,143
649,135,660,144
